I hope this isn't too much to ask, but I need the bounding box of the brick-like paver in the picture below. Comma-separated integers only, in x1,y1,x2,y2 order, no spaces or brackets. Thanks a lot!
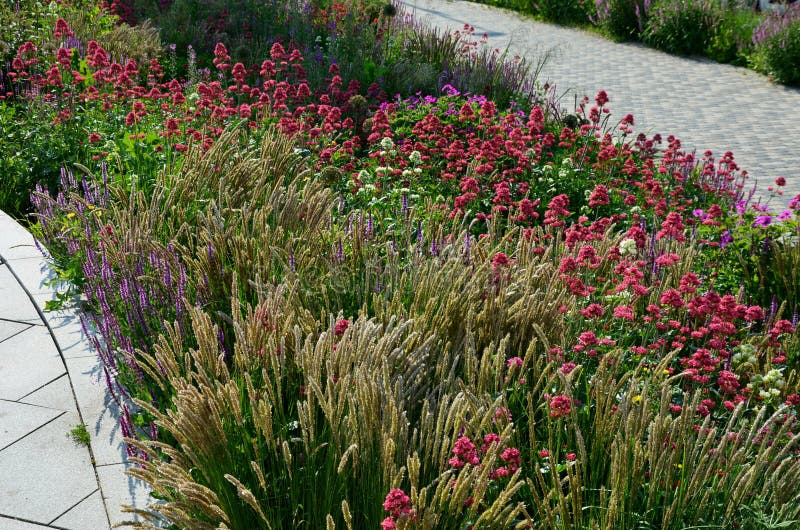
400,0,800,209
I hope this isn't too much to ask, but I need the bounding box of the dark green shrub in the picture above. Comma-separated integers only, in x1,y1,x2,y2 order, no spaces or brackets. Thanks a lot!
594,0,652,41
643,0,717,56
0,102,90,218
535,0,593,25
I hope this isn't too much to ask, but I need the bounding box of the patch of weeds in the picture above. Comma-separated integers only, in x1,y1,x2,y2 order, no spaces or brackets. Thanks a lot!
68,423,90,447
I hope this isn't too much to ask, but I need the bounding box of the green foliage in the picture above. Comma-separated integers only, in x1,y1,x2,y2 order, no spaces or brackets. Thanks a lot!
694,201,800,316
534,0,593,25
752,18,800,85
68,423,91,447
0,101,89,218
705,6,760,65
0,0,56,65
644,0,718,56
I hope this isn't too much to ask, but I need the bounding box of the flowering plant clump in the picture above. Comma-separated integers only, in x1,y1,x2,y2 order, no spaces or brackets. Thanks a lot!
751,4,800,84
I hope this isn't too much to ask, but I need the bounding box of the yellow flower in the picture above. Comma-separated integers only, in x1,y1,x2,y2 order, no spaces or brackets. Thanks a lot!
632,395,642,404
66,212,76,219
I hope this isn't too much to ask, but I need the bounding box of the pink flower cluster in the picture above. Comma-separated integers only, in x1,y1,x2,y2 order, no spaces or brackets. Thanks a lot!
448,433,522,480
381,488,413,529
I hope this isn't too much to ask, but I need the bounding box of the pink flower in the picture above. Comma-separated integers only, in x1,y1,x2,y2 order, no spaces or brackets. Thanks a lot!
613,305,635,321
659,288,684,308
482,433,502,453
718,370,740,394
492,252,509,269
452,436,480,466
771,319,795,336
334,318,350,336
54,18,73,39
381,517,396,529
213,43,230,71
506,356,523,370
565,453,576,462
588,185,610,207
383,489,412,518
549,395,572,419
501,447,521,470
494,407,512,423
656,212,686,243
580,303,604,319
595,90,609,107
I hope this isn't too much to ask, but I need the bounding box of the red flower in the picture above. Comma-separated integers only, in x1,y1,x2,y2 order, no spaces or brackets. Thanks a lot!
560,362,577,375
588,185,610,207
548,395,571,419
334,318,350,336
213,43,231,71
450,436,480,468
613,305,635,321
54,18,73,39
595,90,609,107
656,212,686,243
718,370,740,394
383,488,412,518
492,252,509,269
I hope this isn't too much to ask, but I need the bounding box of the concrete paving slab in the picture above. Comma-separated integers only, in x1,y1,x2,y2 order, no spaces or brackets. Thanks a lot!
51,490,110,530
5,257,60,297
0,412,99,524
18,375,73,411
0,267,42,325
0,320,31,344
45,310,97,359
96,463,150,527
0,515,54,529
65,356,128,467
0,326,65,401
0,400,64,451
0,211,46,262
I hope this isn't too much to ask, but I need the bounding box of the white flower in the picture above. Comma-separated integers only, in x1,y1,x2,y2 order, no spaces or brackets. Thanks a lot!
380,137,394,151
619,238,637,256
409,150,422,164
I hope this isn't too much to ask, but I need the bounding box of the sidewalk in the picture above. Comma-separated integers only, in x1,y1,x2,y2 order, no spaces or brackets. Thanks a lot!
401,0,800,209
0,210,148,529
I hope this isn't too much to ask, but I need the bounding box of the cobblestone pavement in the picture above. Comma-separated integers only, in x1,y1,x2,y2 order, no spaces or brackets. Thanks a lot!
400,0,800,210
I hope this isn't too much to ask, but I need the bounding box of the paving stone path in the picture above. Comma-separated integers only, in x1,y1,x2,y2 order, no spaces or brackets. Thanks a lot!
400,0,800,210
0,211,148,529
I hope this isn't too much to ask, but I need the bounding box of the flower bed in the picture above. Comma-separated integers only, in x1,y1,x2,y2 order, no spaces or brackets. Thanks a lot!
3,0,800,528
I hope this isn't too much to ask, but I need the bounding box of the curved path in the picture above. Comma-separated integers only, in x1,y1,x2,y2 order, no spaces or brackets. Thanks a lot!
0,211,148,529
401,0,800,210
